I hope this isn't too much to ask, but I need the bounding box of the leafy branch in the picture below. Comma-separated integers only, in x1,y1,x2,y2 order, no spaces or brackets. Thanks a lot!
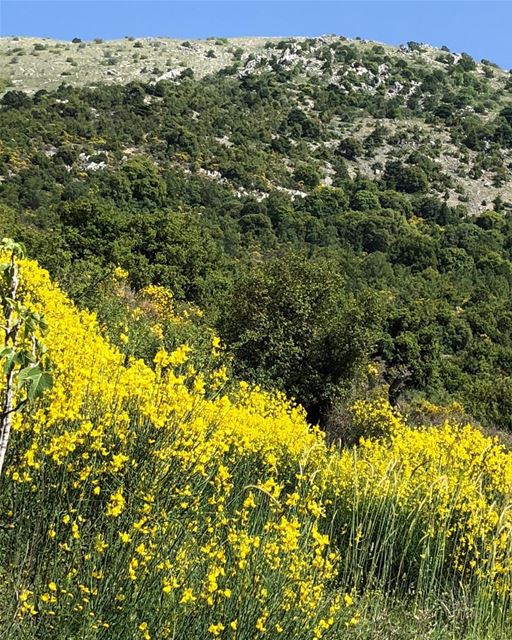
0,239,53,476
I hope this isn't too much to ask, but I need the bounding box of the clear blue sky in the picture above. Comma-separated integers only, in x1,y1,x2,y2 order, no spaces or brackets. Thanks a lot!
2,1,512,69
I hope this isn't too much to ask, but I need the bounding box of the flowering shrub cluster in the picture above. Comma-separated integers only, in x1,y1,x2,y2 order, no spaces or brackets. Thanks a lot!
328,400,512,605
0,258,511,638
0,259,352,639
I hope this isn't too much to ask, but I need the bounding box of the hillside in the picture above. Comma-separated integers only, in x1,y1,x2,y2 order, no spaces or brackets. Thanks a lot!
2,30,512,639
1,255,512,638
1,35,512,211
1,34,512,433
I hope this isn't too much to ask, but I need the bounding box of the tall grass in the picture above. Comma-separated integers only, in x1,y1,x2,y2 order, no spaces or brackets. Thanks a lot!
0,404,349,639
327,439,512,638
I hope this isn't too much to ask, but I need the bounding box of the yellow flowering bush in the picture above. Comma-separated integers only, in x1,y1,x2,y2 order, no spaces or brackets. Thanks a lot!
325,400,512,603
0,259,347,639
0,258,512,638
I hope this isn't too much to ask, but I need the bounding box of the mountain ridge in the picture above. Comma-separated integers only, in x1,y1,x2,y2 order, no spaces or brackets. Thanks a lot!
2,34,511,212
1,34,509,93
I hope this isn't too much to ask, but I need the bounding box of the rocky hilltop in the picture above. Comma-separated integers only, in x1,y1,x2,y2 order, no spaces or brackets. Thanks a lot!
1,35,512,211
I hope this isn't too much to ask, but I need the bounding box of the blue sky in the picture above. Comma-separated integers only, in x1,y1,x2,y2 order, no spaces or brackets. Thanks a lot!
2,1,512,69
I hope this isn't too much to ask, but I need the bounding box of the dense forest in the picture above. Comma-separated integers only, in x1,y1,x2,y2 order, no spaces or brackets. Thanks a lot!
1,36,512,431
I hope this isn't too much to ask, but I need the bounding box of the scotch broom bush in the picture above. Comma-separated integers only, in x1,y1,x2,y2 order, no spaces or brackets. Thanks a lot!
0,257,511,639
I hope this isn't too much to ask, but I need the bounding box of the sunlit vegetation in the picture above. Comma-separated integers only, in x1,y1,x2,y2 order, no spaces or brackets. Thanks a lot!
0,56,512,430
1,36,512,637
0,257,511,639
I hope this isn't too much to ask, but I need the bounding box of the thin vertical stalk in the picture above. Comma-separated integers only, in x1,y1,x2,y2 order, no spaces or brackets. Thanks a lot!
0,252,20,476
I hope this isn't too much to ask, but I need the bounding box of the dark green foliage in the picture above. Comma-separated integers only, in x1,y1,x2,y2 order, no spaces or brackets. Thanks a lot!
336,138,362,160
385,161,429,194
457,53,477,72
294,164,321,189
351,190,380,212
218,254,375,422
0,54,512,430
1,90,31,108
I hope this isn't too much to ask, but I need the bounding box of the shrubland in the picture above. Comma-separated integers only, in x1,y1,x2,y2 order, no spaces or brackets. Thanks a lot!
1,36,512,636
0,255,511,639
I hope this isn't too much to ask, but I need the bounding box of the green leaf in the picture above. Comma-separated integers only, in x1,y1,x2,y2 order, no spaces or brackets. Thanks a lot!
0,346,16,374
34,338,48,356
14,349,36,367
0,237,26,258
18,364,53,401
